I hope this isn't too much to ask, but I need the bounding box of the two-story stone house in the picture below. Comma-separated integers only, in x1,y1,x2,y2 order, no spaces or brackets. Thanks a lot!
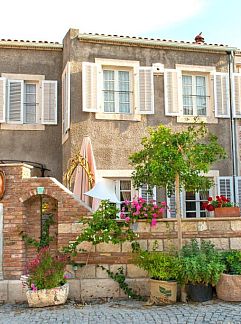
1,28,241,218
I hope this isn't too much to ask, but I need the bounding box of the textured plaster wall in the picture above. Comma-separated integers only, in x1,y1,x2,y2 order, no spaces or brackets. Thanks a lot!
0,47,63,180
62,34,232,176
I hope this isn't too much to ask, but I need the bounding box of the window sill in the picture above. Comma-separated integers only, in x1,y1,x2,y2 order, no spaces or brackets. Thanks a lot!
95,112,142,122
177,116,218,124
0,124,45,131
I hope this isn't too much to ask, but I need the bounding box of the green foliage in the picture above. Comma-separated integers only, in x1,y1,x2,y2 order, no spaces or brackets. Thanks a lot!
134,247,180,281
63,200,137,255
21,214,55,251
220,250,241,275
97,265,143,300
129,123,227,195
27,247,67,290
178,239,225,286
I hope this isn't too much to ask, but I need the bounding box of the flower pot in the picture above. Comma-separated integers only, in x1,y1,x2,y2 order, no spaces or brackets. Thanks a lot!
216,273,241,301
26,283,69,307
149,279,177,305
214,207,240,218
187,283,213,302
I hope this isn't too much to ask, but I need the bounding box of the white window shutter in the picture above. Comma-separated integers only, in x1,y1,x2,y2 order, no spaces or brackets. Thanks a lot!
218,176,234,202
82,62,99,112
233,73,241,118
62,62,70,134
41,80,57,124
214,72,230,118
164,69,180,116
138,67,154,114
139,184,156,202
235,177,241,210
166,191,183,218
0,78,6,123
8,80,23,123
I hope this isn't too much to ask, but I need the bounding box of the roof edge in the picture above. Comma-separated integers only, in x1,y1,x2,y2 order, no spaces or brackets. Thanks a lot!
78,33,237,53
0,40,63,50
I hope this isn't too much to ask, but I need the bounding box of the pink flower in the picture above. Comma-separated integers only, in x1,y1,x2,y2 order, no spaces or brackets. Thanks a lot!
152,213,157,218
31,283,37,291
144,213,148,217
120,212,125,219
159,208,164,213
161,201,167,206
151,219,157,227
125,216,130,222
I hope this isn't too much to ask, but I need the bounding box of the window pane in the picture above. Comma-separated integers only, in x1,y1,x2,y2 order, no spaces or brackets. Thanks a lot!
24,83,36,124
196,76,207,115
119,71,130,113
103,70,115,112
182,75,193,115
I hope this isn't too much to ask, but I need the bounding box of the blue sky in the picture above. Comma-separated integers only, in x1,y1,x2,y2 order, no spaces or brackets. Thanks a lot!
0,0,241,49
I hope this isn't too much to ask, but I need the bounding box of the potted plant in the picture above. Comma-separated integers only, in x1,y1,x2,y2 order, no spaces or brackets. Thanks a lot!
179,240,225,302
120,197,167,227
216,250,241,301
134,244,180,304
203,195,240,217
25,247,69,307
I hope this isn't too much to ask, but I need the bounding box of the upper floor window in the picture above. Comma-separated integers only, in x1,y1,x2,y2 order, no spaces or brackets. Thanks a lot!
82,59,154,121
164,65,231,122
0,74,58,127
103,70,131,114
182,75,208,116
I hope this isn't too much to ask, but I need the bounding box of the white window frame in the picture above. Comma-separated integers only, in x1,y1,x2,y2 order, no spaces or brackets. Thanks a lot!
182,74,208,117
175,65,217,124
183,189,212,218
102,68,133,114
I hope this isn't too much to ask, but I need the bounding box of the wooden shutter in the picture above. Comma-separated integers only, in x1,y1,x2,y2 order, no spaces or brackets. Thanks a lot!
218,176,234,202
139,184,156,202
164,69,181,116
214,72,230,118
235,177,241,210
138,67,154,114
0,78,6,123
233,73,241,118
41,80,57,124
166,191,183,218
82,62,99,112
62,62,70,134
8,80,23,123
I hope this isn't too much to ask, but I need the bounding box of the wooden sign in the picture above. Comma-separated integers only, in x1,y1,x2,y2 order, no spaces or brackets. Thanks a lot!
0,170,5,200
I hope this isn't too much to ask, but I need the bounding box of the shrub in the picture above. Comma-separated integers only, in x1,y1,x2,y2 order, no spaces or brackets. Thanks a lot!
220,250,241,275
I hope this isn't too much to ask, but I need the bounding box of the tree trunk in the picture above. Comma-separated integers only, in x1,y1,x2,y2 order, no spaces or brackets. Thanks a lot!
175,173,182,251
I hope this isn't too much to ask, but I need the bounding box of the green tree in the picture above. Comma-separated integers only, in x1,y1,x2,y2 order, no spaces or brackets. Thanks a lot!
129,123,227,250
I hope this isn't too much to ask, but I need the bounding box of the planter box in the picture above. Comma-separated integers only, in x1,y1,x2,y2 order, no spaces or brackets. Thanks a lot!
216,273,241,301
214,207,240,218
149,279,177,305
187,283,213,302
26,283,69,307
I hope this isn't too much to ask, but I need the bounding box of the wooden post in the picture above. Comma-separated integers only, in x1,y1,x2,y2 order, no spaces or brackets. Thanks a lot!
175,173,182,251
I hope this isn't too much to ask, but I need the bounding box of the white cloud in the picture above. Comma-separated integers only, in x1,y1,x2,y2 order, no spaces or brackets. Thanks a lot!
0,0,206,41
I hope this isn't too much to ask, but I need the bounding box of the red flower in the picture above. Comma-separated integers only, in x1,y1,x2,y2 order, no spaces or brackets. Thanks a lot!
208,197,212,202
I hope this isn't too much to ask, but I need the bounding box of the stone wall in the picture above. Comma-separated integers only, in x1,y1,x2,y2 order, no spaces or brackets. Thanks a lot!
1,163,241,303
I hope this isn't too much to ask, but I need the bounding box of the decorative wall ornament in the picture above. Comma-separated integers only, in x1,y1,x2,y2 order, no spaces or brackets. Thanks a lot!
0,170,5,200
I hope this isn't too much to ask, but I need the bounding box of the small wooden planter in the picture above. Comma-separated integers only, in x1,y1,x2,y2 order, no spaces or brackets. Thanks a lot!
214,207,240,217
26,283,69,308
149,279,177,305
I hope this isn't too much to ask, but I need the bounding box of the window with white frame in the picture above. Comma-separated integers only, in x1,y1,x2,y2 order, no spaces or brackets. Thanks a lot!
103,69,131,114
0,74,57,126
182,75,208,116
184,190,210,218
139,184,156,203
82,59,154,119
164,65,231,121
115,179,132,211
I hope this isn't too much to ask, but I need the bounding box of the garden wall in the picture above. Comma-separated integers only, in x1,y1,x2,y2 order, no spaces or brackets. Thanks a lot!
1,164,241,303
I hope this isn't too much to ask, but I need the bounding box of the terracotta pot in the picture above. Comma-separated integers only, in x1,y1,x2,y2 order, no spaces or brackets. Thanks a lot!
214,207,240,217
26,283,69,308
149,279,177,305
216,273,241,301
